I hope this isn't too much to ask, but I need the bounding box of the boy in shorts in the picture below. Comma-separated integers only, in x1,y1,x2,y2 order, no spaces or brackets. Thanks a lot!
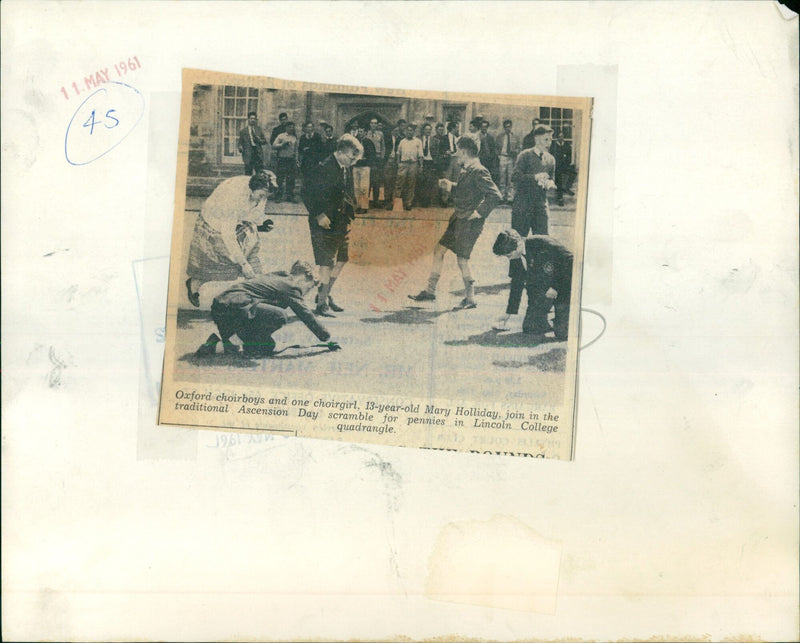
409,136,501,309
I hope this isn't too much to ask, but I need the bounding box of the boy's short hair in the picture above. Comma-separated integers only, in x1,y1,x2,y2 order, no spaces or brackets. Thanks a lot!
503,119,512,127
290,260,316,280
248,111,257,118
533,124,553,137
492,229,522,256
249,172,271,192
284,121,296,128
456,136,479,156
279,112,288,120
303,120,314,128
447,121,459,133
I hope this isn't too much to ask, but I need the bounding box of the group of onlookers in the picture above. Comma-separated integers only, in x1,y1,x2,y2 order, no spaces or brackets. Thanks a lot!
237,112,575,208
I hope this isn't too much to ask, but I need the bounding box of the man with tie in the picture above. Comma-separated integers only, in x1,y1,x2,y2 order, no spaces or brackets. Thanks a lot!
320,123,337,158
416,123,437,207
303,134,363,317
478,119,499,183
382,119,406,209
238,112,268,176
497,124,557,330
298,121,323,198
364,117,386,206
494,119,520,204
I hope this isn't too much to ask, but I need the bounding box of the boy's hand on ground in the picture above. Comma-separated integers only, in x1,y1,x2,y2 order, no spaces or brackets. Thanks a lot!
326,341,342,351
241,262,256,279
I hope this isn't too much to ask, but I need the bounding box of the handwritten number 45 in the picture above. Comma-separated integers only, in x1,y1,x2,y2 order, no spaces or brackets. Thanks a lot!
83,109,119,135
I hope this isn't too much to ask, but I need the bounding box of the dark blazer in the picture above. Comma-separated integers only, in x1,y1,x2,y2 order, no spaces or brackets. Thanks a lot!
451,162,502,220
523,236,573,297
320,136,337,159
238,124,267,164
478,133,499,171
304,155,355,232
215,271,330,342
431,133,449,172
298,132,323,172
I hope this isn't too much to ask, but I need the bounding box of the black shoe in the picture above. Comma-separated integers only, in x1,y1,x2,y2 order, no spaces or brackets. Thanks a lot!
328,296,344,313
453,297,477,310
257,219,274,233
408,290,436,302
565,189,574,196
186,278,200,307
196,333,220,356
404,205,413,211
315,304,336,318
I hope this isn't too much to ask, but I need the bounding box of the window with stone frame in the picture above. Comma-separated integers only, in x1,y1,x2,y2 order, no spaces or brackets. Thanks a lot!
538,107,573,144
222,86,259,163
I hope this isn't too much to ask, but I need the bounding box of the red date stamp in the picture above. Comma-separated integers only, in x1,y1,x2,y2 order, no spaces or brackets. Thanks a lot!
60,56,142,100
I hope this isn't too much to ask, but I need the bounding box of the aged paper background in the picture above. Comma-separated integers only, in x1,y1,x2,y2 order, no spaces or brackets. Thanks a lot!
2,1,798,641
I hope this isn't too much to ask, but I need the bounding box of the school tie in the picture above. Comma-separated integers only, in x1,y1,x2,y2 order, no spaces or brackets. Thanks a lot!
506,133,511,155
249,127,255,146
423,136,429,157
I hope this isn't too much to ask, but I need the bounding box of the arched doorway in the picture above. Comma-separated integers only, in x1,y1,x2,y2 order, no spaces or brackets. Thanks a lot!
336,99,406,136
343,111,392,133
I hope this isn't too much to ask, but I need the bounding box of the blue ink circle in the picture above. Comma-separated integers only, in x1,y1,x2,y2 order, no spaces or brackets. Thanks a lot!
64,81,145,166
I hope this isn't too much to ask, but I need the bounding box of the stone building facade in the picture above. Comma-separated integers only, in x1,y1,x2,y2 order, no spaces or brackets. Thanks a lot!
187,83,583,194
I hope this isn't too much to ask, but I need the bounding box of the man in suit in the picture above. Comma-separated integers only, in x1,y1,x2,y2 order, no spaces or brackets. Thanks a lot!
195,260,340,357
303,134,363,317
492,229,573,339
551,130,574,205
416,123,437,207
478,119,499,183
238,112,268,176
382,119,406,209
431,122,449,178
364,117,386,206
408,136,501,309
298,120,323,199
320,123,337,158
495,119,520,203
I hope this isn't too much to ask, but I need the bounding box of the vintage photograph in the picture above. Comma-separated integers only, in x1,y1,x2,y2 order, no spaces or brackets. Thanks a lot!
159,69,592,460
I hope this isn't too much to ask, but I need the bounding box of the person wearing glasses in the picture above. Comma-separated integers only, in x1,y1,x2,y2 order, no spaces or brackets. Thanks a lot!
303,133,364,317
195,260,339,357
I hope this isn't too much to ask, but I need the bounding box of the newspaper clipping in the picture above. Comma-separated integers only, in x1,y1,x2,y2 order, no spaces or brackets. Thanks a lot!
159,68,592,461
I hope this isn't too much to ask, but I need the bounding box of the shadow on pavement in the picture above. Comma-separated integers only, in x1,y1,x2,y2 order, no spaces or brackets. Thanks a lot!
177,308,212,329
448,282,510,297
178,345,333,366
445,329,559,348
493,347,567,371
360,306,450,325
